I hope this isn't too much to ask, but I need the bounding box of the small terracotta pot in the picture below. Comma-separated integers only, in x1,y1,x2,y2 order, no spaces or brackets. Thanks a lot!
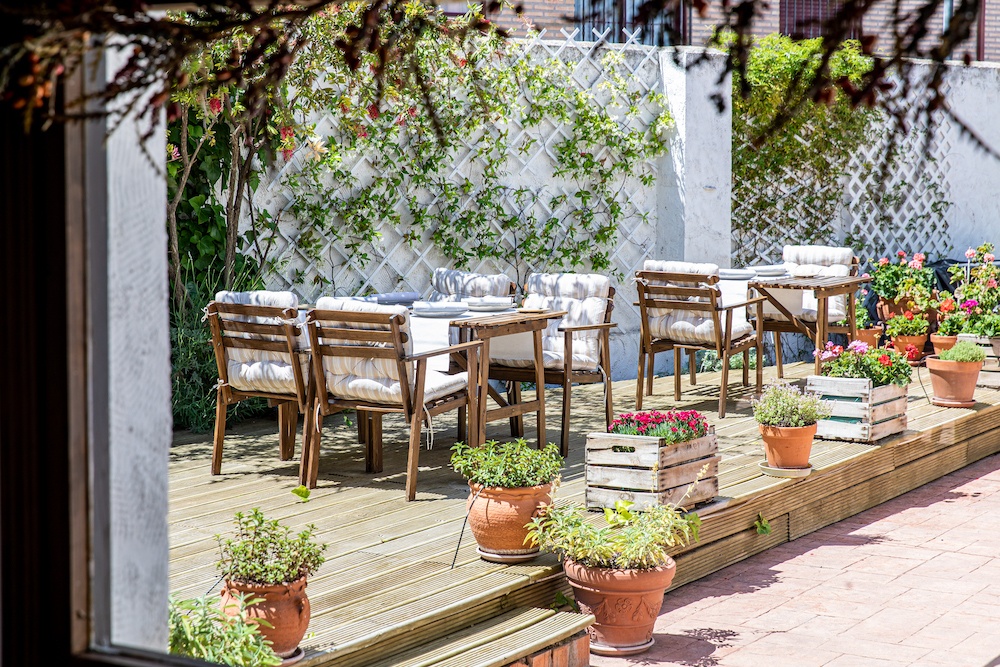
925,355,983,408
220,575,310,658
855,327,882,349
930,334,958,355
563,558,676,656
467,482,552,563
892,334,929,361
759,423,817,469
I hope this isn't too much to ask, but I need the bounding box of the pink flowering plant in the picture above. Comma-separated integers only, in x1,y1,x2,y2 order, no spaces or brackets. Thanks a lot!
816,340,911,387
867,250,935,310
948,242,1000,319
608,410,710,443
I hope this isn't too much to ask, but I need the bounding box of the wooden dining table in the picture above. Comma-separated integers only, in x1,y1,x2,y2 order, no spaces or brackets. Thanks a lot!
749,274,869,373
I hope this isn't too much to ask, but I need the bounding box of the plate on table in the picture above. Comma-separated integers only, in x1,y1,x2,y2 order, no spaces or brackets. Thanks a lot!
466,297,515,312
410,301,470,318
719,268,757,280
375,291,420,307
751,264,789,277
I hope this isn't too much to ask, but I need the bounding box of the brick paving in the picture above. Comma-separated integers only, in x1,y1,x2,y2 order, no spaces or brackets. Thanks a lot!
590,453,1000,667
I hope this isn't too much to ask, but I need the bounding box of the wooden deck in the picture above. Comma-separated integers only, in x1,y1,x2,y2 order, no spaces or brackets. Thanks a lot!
169,362,1000,666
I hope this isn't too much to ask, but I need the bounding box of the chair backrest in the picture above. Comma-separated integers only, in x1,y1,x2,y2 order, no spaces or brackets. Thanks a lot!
636,261,727,346
522,273,613,368
427,268,515,302
207,290,307,401
307,297,414,408
763,245,858,322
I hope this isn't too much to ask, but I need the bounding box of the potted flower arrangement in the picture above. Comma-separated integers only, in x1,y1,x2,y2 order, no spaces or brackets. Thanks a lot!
885,310,930,362
450,438,563,564
585,410,719,511
525,499,701,657
926,340,987,408
216,508,328,660
869,250,936,322
752,381,831,475
808,340,911,442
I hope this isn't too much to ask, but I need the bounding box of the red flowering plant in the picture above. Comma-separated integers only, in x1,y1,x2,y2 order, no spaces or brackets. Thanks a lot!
884,310,930,337
817,340,911,387
867,250,935,310
608,410,710,444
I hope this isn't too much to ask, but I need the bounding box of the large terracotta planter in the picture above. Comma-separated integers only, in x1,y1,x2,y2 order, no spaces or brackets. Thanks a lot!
855,327,882,348
758,423,817,469
467,482,552,563
563,558,676,656
877,297,937,328
892,334,929,361
925,355,983,408
221,575,310,658
930,334,958,355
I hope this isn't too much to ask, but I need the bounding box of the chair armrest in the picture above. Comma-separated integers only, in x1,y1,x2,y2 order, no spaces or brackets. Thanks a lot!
719,296,767,311
557,322,618,333
404,339,483,363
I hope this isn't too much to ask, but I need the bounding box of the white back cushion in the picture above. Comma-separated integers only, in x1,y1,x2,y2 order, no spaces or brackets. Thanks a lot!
763,246,854,323
427,268,512,302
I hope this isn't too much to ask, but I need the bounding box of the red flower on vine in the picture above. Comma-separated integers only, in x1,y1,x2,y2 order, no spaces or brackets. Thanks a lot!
208,96,222,115
279,126,294,140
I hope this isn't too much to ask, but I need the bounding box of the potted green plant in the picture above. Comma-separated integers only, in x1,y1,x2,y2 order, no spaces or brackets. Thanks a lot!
525,499,701,657
808,340,911,442
752,381,831,474
925,340,986,408
931,306,965,355
885,310,930,362
216,508,328,660
451,438,563,563
169,593,282,666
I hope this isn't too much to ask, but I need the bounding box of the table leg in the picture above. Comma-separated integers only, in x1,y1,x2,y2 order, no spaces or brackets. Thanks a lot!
533,328,546,448
848,290,858,341
478,338,491,447
815,297,828,374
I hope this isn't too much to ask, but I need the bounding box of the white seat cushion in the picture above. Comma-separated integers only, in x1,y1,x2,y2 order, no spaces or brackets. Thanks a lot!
323,368,468,404
762,246,853,324
490,273,610,372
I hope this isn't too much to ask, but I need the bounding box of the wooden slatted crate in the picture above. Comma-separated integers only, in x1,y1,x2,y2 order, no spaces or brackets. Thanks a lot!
585,428,719,511
805,376,908,443
957,334,1000,371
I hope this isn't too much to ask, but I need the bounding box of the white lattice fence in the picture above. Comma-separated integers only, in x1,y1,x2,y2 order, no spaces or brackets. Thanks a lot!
242,29,667,378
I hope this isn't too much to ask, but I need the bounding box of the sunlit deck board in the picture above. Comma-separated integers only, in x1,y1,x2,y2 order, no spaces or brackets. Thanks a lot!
169,361,1000,666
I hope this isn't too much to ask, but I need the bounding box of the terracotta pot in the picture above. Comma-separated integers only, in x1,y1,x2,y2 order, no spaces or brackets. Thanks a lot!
220,575,310,658
877,297,937,328
758,423,816,469
925,355,983,408
563,558,676,656
930,334,958,355
892,334,929,361
467,482,552,563
855,327,882,348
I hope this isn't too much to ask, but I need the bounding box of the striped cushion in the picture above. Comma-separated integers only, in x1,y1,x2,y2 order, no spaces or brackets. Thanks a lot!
427,268,513,302
762,246,853,323
640,261,753,344
323,368,468,404
215,290,306,395
491,273,610,371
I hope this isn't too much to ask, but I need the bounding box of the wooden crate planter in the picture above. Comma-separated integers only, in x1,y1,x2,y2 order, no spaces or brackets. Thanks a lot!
957,334,1000,371
585,428,719,511
805,376,907,443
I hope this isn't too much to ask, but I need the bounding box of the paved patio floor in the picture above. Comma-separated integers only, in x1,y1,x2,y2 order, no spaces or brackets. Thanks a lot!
590,452,1000,667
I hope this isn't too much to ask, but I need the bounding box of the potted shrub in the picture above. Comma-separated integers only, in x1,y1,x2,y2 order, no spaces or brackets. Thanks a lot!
751,381,831,473
808,340,911,442
869,251,936,323
525,499,701,657
169,593,282,666
925,340,986,408
931,307,965,355
585,410,719,511
216,508,328,661
451,438,563,563
885,310,930,362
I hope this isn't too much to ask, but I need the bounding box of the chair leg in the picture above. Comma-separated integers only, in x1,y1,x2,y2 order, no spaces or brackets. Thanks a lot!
719,352,730,418
305,412,324,489
508,382,524,438
604,376,614,431
211,388,227,475
774,332,784,378
689,350,697,386
278,401,296,461
673,349,682,401
405,413,423,501
635,348,646,410
560,379,572,458
457,405,467,444
646,353,655,396
742,350,750,387
366,413,383,474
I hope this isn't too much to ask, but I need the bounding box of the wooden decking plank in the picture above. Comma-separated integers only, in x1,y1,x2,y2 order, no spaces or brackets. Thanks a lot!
670,515,790,590
428,612,593,667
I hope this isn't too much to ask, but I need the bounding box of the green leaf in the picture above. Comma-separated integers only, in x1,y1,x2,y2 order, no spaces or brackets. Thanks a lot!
755,512,772,535
291,486,311,502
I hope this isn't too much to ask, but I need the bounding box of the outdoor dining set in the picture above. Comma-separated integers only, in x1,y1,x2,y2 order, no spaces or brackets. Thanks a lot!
206,244,866,500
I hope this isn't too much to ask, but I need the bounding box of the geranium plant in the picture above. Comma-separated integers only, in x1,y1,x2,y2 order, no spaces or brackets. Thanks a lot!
949,243,1000,316
816,340,912,386
936,311,967,336
868,251,935,309
608,409,710,443
885,311,930,337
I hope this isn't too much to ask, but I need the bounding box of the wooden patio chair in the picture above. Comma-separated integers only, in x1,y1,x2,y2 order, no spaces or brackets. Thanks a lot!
757,245,859,377
206,290,310,475
488,272,616,456
635,261,765,418
300,297,482,501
